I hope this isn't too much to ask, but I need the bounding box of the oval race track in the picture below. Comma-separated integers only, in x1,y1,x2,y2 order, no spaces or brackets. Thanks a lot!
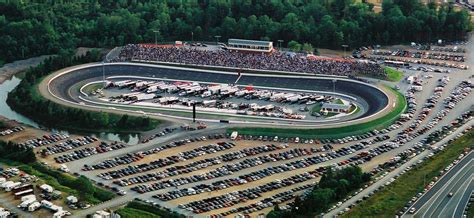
45,62,391,127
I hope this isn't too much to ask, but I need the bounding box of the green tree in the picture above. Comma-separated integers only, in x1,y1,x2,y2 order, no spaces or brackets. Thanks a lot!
287,40,302,52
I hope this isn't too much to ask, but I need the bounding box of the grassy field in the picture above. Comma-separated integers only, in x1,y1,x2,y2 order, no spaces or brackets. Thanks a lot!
384,67,404,82
334,98,344,104
311,103,323,113
117,201,184,218
468,203,474,218
342,130,474,217
81,83,103,95
228,87,406,139
116,208,160,218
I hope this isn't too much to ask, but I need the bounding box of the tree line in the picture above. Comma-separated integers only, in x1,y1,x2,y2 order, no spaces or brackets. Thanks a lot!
7,50,158,132
0,140,36,164
0,0,471,65
268,166,371,217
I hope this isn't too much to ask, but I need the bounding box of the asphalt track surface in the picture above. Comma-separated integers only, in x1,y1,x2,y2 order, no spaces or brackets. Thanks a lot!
46,63,389,126
407,151,474,218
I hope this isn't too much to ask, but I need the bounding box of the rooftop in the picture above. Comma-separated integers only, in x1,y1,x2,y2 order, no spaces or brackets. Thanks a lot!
228,39,272,46
321,103,351,110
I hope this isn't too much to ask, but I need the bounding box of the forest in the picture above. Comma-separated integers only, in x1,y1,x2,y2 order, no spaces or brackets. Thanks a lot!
0,0,471,65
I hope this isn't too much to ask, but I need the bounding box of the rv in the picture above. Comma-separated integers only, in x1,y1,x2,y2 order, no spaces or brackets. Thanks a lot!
14,189,34,199
21,194,36,202
4,182,21,191
18,199,36,208
28,201,41,212
230,131,239,140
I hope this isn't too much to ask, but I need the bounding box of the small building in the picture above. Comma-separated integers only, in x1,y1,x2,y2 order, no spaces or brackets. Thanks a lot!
227,39,273,53
320,103,351,113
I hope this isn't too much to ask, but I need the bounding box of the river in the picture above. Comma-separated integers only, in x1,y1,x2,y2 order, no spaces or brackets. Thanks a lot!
0,76,139,145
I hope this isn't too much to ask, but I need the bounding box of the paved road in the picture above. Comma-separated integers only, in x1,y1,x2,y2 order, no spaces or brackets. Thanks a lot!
324,119,474,218
406,151,474,218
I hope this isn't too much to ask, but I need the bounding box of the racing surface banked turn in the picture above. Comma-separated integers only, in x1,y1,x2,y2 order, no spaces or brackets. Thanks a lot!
48,63,389,124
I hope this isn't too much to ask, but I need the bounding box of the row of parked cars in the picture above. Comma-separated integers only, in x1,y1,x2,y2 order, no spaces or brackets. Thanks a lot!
18,133,69,148
54,141,127,163
237,134,370,145
83,134,226,171
216,184,310,217
0,126,24,136
179,172,319,214
152,147,315,201
373,49,465,62
98,142,235,180
39,136,98,157
444,80,472,109
141,127,177,143
112,144,287,186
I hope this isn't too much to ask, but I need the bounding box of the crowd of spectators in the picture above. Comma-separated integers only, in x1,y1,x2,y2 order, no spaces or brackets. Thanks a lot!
114,44,386,77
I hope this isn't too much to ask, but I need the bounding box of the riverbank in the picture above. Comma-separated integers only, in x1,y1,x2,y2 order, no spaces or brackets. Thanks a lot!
0,55,52,85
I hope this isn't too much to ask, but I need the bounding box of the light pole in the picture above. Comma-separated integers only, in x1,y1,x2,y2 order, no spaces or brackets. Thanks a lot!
332,79,337,93
214,35,221,45
153,30,160,45
191,32,194,43
102,61,106,87
342,44,349,58
277,39,284,50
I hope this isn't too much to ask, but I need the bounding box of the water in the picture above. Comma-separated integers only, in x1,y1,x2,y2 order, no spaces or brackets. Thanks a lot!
0,76,39,128
0,76,139,145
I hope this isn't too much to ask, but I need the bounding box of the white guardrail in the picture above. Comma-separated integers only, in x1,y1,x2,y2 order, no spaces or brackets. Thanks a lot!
47,62,394,127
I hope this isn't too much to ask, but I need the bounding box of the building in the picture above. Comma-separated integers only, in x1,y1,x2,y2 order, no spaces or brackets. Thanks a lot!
320,103,352,113
227,39,273,53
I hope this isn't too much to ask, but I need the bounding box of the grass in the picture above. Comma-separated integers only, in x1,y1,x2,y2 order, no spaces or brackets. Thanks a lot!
468,203,474,218
384,67,404,82
342,130,474,217
81,83,103,95
228,87,406,139
116,208,160,218
311,104,323,113
119,201,184,218
333,98,344,105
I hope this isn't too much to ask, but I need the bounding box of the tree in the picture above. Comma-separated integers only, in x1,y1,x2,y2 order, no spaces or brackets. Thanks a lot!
74,176,95,199
301,43,314,53
287,40,302,52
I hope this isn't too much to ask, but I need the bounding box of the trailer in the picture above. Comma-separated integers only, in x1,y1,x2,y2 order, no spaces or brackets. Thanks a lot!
133,93,156,101
18,199,35,208
14,189,34,199
13,183,33,193
230,131,239,140
1,181,13,189
158,97,179,104
21,194,36,202
146,85,160,93
113,80,131,87
27,201,41,212
40,184,54,193
4,182,21,191
203,100,217,107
